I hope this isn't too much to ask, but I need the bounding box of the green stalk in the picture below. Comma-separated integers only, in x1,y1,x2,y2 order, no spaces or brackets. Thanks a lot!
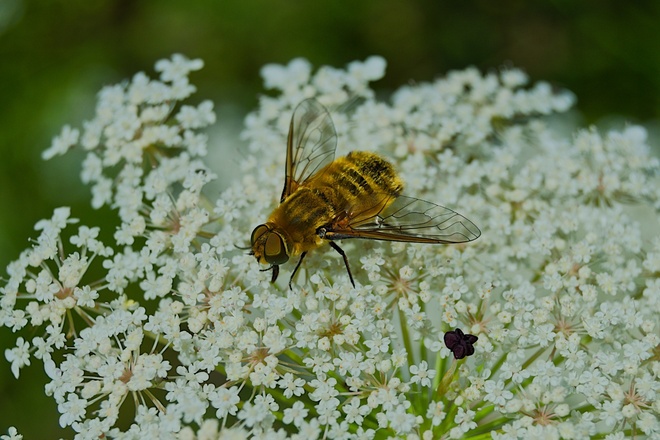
419,301,428,363
488,350,508,375
398,308,416,370
283,348,304,365
434,360,457,401
472,403,496,422
521,346,548,369
435,397,460,438
465,431,503,440
467,414,510,436
399,308,423,413
432,350,447,391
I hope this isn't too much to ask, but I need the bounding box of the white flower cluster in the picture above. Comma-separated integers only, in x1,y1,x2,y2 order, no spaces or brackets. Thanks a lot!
2,55,659,439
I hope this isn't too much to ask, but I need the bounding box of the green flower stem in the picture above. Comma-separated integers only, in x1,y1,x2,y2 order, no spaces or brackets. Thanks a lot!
432,351,446,391
398,308,424,413
465,431,504,440
282,348,304,365
467,413,510,436
573,403,596,413
521,346,548,369
398,308,416,369
434,360,457,401
359,415,380,431
489,351,507,374
435,397,460,438
472,403,496,423
419,301,428,363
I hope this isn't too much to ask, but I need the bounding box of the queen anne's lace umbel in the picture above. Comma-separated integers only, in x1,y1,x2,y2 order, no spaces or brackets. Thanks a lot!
2,54,659,439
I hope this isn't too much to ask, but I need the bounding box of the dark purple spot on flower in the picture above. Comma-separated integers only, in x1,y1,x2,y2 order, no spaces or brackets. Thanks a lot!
444,328,478,359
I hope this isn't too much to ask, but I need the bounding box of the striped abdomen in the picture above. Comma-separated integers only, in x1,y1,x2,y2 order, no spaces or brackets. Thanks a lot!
319,151,402,201
269,151,404,256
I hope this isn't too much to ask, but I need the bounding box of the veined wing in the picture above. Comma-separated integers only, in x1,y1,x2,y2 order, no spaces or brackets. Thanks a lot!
324,195,481,244
281,98,337,203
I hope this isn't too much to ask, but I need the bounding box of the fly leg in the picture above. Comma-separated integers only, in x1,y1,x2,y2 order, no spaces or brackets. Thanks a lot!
289,252,307,289
260,265,280,282
328,241,356,288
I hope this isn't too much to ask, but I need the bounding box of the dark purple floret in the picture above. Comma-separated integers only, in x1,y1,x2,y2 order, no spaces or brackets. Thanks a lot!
444,328,478,359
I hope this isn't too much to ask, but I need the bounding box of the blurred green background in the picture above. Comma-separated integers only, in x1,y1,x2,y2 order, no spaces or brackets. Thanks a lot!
1,0,659,437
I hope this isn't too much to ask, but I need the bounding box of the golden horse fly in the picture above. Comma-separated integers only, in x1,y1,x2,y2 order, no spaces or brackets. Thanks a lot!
250,98,481,288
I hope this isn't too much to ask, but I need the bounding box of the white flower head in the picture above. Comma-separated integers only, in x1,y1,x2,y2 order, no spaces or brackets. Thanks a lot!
2,55,660,439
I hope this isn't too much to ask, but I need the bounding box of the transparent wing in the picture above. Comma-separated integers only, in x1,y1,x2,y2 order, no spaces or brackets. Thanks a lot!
324,195,481,244
281,98,337,202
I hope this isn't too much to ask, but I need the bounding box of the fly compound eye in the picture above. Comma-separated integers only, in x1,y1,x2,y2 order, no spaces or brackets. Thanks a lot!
264,233,289,265
251,224,270,245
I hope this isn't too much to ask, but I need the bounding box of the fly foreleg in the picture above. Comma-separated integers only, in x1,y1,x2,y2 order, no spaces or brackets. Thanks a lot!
289,252,308,289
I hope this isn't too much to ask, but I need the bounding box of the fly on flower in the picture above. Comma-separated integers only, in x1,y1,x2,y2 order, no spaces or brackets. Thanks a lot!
250,98,481,288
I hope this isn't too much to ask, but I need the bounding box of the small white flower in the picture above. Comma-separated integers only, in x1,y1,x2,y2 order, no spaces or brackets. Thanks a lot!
155,53,204,83
4,338,30,378
209,386,240,419
283,401,309,427
73,286,98,308
343,397,370,425
176,100,216,129
426,401,446,426
409,361,435,387
484,380,514,406
0,427,22,440
58,393,88,427
261,58,312,91
43,125,80,160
